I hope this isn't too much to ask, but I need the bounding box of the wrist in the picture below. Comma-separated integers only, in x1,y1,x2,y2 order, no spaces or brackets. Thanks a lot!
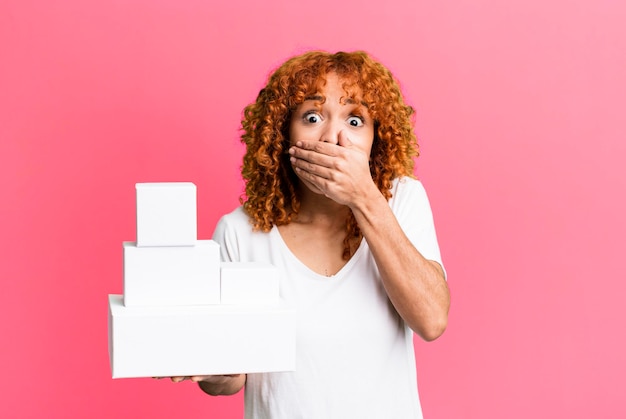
350,183,385,217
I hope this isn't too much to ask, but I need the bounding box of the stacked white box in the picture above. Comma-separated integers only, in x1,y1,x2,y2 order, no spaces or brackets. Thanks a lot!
136,182,197,247
221,262,280,305
108,295,296,378
124,183,219,307
108,182,296,379
123,241,220,307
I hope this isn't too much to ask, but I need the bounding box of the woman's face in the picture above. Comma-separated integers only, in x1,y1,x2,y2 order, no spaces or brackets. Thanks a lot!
288,72,375,194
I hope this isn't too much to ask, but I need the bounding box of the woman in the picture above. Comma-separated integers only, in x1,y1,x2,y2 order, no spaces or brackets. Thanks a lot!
178,50,449,418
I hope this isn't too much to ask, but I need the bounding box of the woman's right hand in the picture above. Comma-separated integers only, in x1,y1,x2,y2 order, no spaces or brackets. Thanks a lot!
169,374,246,396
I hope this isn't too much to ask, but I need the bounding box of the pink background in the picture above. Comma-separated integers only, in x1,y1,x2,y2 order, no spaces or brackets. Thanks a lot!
1,0,624,417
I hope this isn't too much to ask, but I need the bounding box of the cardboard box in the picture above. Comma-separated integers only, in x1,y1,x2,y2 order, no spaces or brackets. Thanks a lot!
108,295,296,378
123,240,220,307
221,262,279,305
136,182,197,247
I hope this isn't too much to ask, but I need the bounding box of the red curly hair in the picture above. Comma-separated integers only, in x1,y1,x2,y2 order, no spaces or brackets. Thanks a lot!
240,50,419,259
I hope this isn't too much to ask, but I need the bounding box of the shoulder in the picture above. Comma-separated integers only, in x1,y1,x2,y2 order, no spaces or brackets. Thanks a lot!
388,176,437,231
393,176,426,191
213,205,279,241
217,206,251,230
212,206,273,262
389,176,429,207
212,206,251,244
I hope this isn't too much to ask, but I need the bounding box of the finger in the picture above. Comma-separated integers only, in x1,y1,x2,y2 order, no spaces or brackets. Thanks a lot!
292,140,340,158
290,144,342,171
296,168,329,194
171,376,187,383
291,157,331,180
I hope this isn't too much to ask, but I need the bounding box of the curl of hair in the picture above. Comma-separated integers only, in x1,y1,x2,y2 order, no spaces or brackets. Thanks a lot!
240,51,419,259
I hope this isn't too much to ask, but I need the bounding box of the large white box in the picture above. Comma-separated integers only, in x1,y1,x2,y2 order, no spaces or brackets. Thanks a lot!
221,262,279,305
108,294,296,378
136,182,197,247
123,240,220,307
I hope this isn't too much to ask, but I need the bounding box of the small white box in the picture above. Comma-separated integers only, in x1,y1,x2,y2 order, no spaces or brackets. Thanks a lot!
136,182,197,247
108,294,296,378
123,240,220,307
221,262,279,305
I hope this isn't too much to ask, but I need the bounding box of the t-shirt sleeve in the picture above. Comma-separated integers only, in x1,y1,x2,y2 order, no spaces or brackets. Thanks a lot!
211,213,241,263
391,178,446,277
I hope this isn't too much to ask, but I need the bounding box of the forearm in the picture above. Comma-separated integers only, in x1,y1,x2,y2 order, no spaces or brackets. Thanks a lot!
351,188,450,341
196,374,246,396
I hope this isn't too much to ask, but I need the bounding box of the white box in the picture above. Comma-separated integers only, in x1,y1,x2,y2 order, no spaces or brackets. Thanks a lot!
123,240,220,307
221,262,279,305
108,294,296,378
136,182,197,247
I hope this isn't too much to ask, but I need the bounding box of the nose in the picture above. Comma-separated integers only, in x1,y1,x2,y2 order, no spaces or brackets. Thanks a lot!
320,119,341,145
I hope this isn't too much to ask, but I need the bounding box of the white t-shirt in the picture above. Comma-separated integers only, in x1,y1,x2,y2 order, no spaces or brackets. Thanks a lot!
212,177,444,419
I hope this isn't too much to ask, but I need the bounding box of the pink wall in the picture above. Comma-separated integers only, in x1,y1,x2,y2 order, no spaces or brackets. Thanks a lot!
1,0,624,417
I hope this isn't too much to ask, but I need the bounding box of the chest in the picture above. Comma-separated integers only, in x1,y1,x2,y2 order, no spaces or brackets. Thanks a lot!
276,223,351,277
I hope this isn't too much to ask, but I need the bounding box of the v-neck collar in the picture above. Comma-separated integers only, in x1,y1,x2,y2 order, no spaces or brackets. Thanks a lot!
270,226,367,281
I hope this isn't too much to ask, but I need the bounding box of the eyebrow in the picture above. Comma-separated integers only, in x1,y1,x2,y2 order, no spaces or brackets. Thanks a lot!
303,95,324,102
303,95,367,107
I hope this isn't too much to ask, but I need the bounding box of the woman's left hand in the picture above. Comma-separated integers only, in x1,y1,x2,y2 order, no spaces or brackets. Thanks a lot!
289,130,376,207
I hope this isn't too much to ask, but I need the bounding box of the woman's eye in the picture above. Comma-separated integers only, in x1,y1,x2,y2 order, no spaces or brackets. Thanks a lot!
304,113,321,123
347,116,364,127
